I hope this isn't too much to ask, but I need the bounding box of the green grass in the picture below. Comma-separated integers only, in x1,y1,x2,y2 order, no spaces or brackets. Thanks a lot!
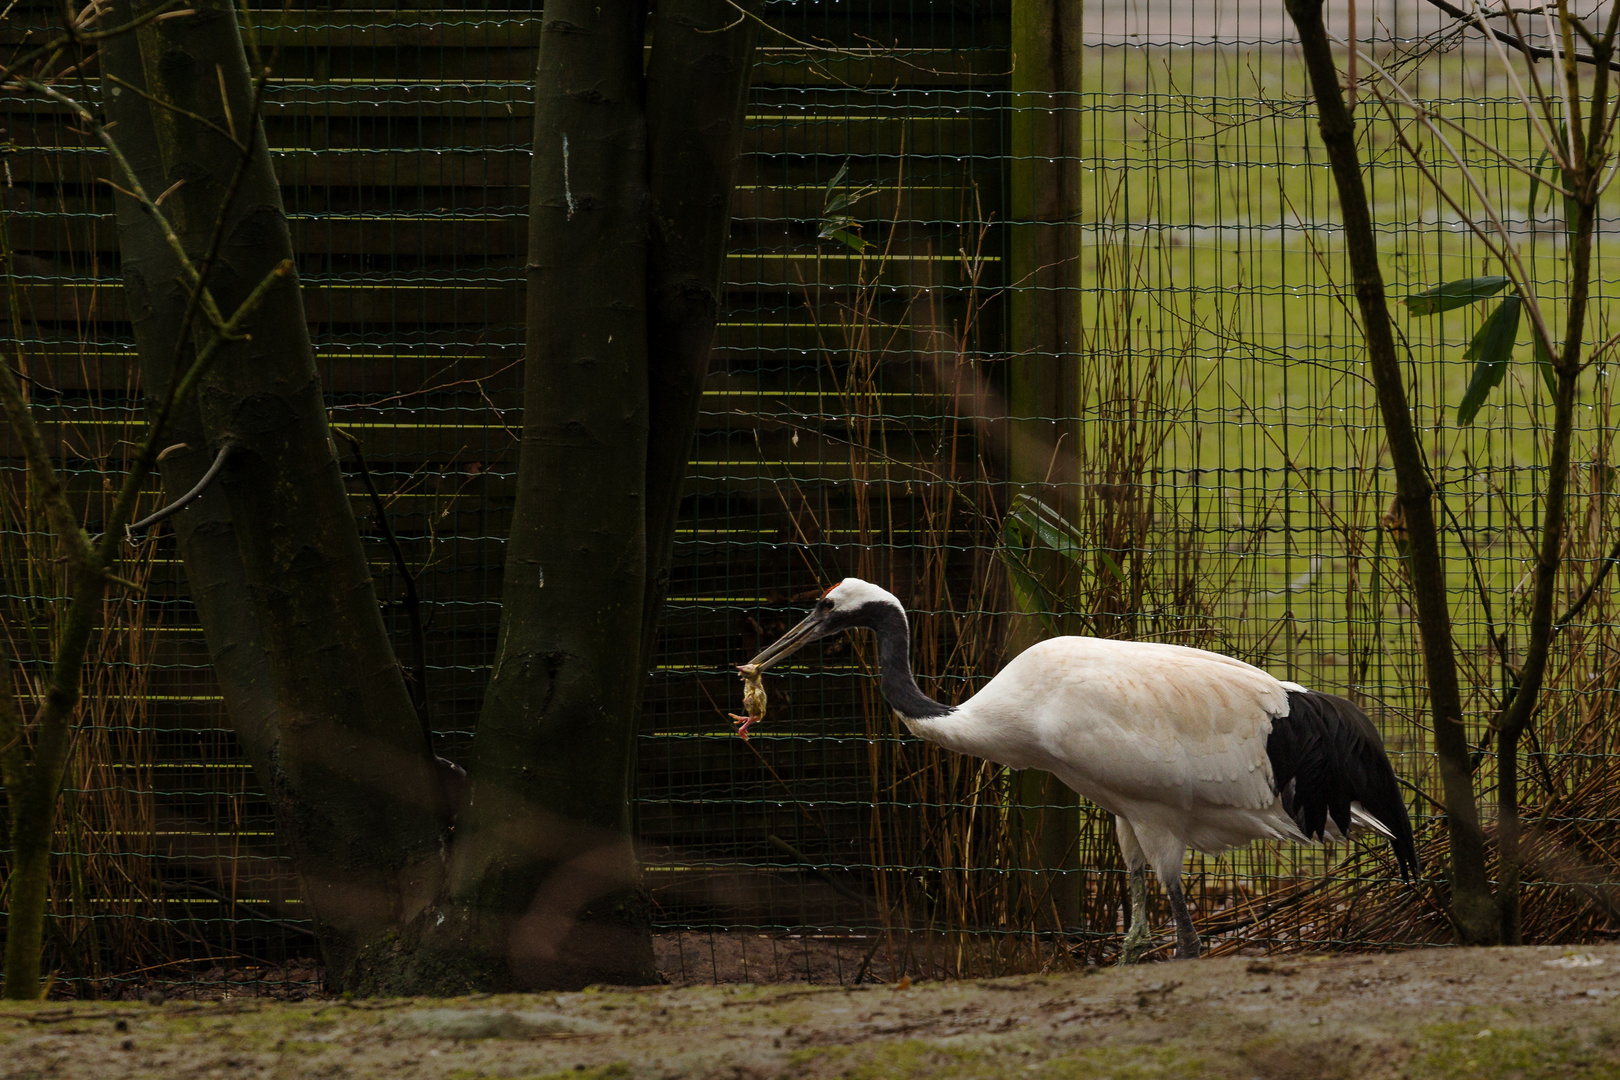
1032,46,1620,709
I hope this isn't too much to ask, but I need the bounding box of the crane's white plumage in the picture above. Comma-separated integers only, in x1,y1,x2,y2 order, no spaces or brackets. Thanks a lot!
744,578,1417,962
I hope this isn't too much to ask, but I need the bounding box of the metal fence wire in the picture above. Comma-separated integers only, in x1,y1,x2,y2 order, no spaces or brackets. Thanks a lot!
4,0,1620,996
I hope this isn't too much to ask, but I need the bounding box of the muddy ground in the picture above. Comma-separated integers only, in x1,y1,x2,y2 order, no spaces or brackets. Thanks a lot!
4,944,1620,1078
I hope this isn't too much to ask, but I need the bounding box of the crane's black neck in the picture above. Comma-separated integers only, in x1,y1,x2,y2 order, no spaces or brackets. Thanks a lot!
860,601,955,721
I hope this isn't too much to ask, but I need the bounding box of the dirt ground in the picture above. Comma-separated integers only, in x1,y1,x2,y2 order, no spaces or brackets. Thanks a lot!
5,945,1620,1079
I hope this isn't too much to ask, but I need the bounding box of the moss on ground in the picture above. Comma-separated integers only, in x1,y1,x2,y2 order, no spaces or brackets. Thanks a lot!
1412,1022,1620,1079
1,948,1618,1079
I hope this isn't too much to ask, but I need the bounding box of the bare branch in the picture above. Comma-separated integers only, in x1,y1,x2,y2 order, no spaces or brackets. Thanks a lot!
1470,2,1565,163
101,73,246,152
0,0,183,79
1554,534,1620,630
1355,54,1560,363
0,225,95,568
1420,0,1620,71
333,426,436,749
123,441,235,541
16,77,230,333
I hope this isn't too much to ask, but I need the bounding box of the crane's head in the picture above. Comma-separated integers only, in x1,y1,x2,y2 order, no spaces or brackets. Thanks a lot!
743,578,904,671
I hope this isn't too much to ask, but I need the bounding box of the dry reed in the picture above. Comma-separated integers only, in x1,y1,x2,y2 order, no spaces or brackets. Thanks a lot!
1,146,170,993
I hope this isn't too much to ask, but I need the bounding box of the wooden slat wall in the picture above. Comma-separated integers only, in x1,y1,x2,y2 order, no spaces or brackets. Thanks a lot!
0,0,1007,955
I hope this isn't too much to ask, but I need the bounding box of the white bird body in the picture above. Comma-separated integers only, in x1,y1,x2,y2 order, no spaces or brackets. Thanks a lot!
744,577,1418,962
901,637,1376,875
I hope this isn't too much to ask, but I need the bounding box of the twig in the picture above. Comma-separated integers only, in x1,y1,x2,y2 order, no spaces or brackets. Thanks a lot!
1435,486,1507,667
767,833,874,911
1419,0,1620,72
716,0,1007,80
16,78,229,335
159,59,276,399
123,441,234,541
101,74,245,152
0,0,183,81
333,428,435,751
1358,73,1559,363
1554,534,1620,629
1397,774,1450,814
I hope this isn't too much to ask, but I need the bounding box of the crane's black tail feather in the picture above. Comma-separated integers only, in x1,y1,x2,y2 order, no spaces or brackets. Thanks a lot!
1266,690,1420,881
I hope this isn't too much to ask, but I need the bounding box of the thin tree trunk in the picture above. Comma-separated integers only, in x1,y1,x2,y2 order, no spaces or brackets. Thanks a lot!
0,643,59,999
1495,5,1608,933
447,0,659,989
639,0,757,684
1284,0,1497,943
102,0,450,986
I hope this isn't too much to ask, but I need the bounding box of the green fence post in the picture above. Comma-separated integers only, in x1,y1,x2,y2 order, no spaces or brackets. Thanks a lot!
1008,0,1084,934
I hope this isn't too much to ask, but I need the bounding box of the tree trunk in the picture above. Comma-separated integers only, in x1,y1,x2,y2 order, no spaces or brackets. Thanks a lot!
639,0,757,681
0,641,55,999
445,0,660,990
100,0,756,995
1495,121,1600,943
1284,0,1498,944
102,0,451,984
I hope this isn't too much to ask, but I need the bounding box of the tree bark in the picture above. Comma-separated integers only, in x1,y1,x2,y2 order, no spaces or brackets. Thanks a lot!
639,0,757,684
1284,0,1498,944
95,0,756,995
445,0,660,990
102,0,450,984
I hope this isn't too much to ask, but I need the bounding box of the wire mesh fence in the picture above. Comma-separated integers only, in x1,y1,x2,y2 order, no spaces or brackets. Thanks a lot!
4,0,1620,997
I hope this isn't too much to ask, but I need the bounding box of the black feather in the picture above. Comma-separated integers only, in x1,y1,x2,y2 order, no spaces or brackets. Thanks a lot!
1266,690,1419,881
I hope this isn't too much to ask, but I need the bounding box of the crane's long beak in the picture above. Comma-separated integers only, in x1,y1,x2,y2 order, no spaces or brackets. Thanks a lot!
743,609,831,671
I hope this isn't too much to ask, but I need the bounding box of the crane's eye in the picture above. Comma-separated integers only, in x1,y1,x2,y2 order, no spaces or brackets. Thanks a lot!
816,599,833,612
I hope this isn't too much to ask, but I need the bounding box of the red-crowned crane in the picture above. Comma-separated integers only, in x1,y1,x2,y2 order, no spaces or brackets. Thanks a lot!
743,578,1418,962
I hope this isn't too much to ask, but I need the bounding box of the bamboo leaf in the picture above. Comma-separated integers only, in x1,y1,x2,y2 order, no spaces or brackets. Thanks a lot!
1404,276,1512,316
1535,333,1558,396
824,160,849,199
1527,147,1551,224
1097,549,1128,585
1456,295,1521,426
1007,495,1086,563
822,228,868,252
998,513,1059,637
816,217,852,239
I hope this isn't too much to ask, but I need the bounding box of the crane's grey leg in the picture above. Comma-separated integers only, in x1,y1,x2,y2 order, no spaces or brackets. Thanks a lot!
1114,817,1152,965
1121,866,1152,964
1163,876,1201,960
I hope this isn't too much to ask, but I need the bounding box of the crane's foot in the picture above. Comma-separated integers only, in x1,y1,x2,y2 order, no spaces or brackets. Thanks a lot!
1172,928,1201,960
1119,921,1153,965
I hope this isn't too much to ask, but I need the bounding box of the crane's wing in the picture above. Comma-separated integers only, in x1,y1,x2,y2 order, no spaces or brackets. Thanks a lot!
977,637,1290,813
1267,690,1420,880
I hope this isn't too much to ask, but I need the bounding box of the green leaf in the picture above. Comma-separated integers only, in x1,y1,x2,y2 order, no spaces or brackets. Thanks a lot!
998,512,1059,637
1527,147,1551,224
1006,495,1086,563
1096,549,1128,585
1456,294,1522,426
1534,333,1557,395
822,228,868,252
1404,276,1512,316
824,160,849,199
